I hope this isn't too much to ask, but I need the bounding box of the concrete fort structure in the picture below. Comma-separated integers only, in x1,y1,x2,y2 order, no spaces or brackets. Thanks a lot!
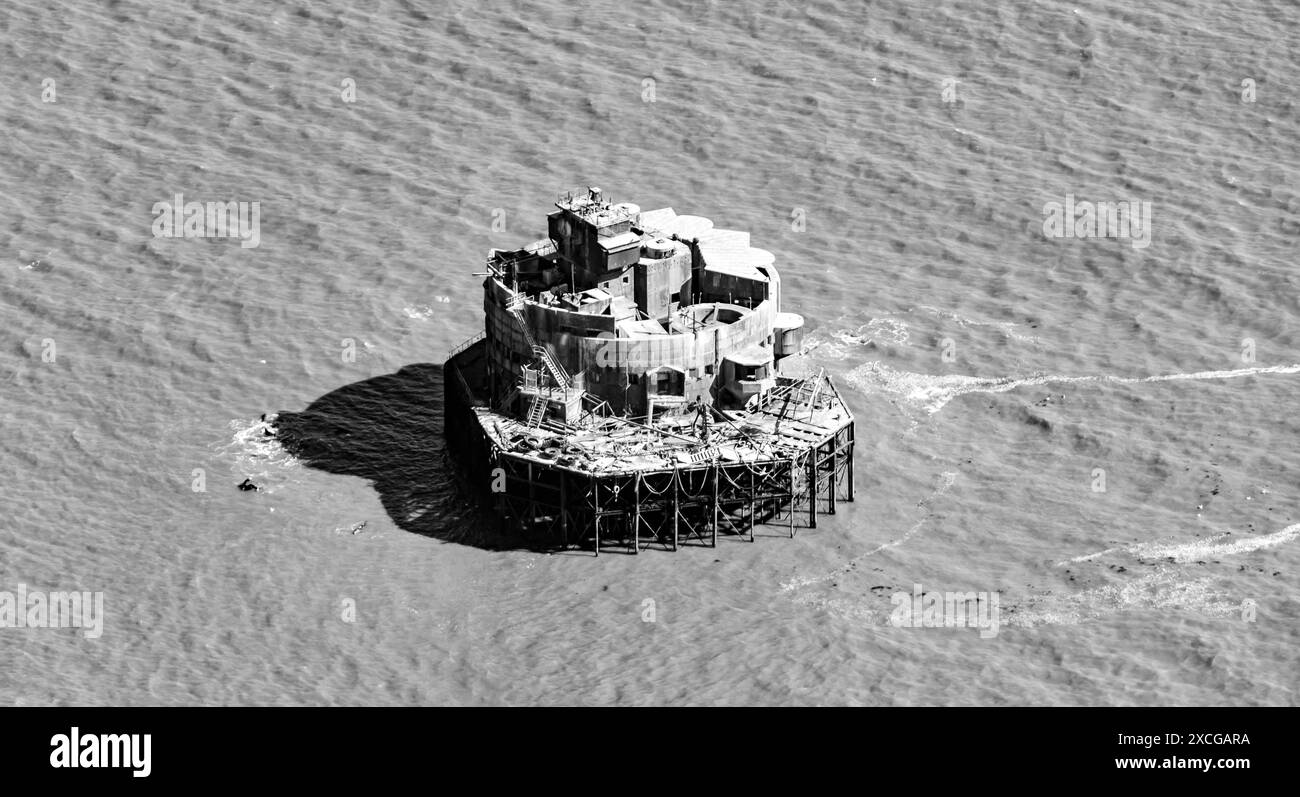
444,187,854,554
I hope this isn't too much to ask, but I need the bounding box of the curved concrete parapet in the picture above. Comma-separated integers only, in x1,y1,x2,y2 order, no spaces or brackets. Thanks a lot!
773,312,806,359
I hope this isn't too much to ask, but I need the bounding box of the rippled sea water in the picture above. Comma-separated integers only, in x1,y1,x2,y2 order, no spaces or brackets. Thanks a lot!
1,0,1297,705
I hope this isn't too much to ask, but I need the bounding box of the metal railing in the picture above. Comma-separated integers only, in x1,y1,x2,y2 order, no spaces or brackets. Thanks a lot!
446,330,485,361
506,289,572,391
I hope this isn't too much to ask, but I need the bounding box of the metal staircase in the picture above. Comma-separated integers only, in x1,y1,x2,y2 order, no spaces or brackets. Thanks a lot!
526,393,547,428
688,446,717,464
533,345,571,388
506,292,571,390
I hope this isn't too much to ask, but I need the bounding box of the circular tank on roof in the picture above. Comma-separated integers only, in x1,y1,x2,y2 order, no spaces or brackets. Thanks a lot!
642,236,675,259
773,312,806,357
673,215,714,240
613,202,640,223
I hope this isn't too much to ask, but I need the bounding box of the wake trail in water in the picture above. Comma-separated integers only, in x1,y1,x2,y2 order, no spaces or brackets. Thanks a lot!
1003,566,1243,627
780,471,957,593
847,361,1300,416
1061,523,1300,566
1011,520,1300,626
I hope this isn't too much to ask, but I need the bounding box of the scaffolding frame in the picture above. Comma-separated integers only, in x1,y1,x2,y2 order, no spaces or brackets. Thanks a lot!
482,419,853,555
446,338,855,555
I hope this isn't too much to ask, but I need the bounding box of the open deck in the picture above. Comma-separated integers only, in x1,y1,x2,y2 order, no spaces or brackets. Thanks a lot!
445,338,854,553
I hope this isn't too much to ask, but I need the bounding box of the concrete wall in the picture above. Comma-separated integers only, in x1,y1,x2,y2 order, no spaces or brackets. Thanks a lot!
634,250,691,321
590,264,635,302
576,299,777,414
699,266,769,308
484,266,783,415
548,207,636,290
484,277,615,395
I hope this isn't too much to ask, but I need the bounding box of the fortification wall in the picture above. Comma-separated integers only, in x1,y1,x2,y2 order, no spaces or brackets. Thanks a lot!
484,275,781,415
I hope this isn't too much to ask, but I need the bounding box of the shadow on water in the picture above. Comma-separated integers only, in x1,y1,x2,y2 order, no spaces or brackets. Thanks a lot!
273,363,526,550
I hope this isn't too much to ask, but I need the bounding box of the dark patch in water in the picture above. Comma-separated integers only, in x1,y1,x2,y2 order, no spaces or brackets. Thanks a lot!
1019,408,1053,432
273,363,524,550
